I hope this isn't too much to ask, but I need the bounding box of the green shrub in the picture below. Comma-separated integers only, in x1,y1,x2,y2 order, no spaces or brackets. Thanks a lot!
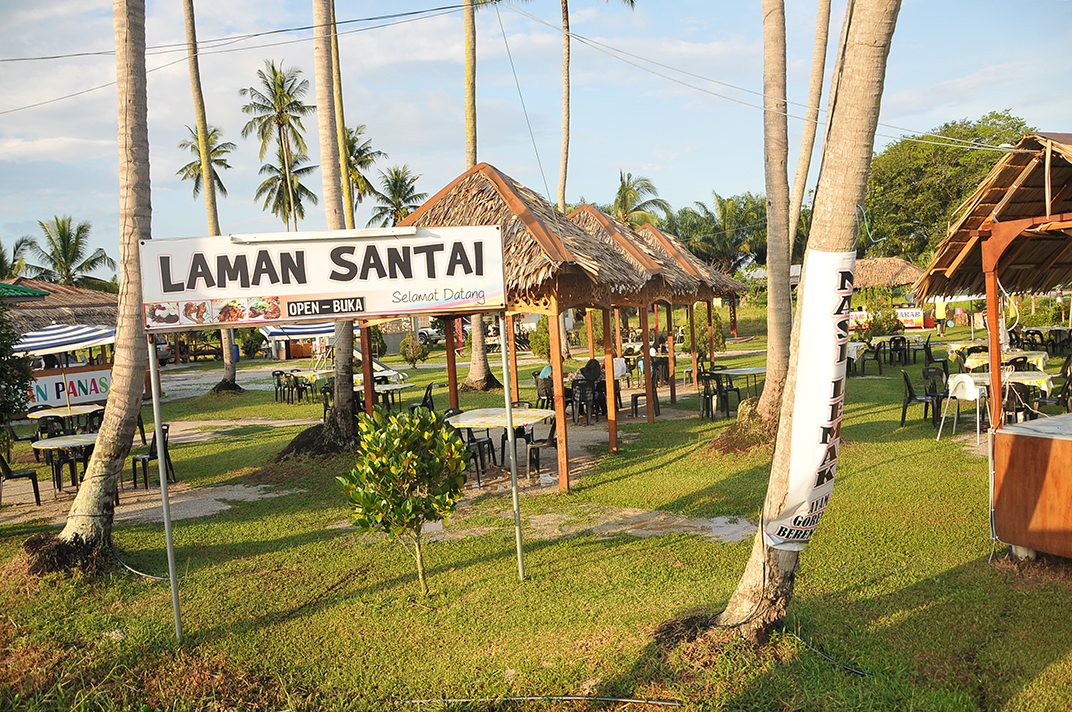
400,333,430,368
337,408,468,595
238,328,265,358
369,326,387,357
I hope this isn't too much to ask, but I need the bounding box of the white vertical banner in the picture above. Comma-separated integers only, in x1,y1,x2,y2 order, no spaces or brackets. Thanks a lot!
764,249,856,551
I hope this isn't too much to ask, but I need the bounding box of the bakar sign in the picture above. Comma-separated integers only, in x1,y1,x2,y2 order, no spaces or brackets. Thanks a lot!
138,227,504,332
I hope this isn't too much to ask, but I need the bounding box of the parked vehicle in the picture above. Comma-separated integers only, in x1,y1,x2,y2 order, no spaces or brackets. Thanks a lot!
417,317,471,346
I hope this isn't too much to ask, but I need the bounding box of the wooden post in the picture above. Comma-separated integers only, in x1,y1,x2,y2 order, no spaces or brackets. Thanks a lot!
985,270,1003,429
707,298,715,366
586,310,595,359
444,316,459,410
507,314,519,403
729,296,738,337
667,303,677,404
603,308,617,454
614,308,623,356
689,302,699,390
640,302,655,423
359,325,374,415
548,297,570,491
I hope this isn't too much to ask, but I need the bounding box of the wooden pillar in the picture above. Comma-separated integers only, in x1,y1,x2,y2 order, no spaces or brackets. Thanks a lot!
729,295,738,337
614,308,623,356
667,303,677,404
603,308,617,454
548,297,570,491
985,270,1003,429
506,314,519,403
586,310,595,359
689,302,699,390
359,325,374,416
444,316,459,410
707,298,715,366
640,301,655,423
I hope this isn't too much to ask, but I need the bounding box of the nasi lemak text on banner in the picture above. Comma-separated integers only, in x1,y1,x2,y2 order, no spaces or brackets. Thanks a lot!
138,226,504,332
764,249,856,551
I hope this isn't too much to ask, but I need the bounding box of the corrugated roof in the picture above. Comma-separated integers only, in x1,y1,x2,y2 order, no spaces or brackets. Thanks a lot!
0,281,49,303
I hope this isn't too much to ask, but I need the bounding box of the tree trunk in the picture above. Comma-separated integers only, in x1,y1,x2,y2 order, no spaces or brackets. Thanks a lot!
182,0,238,388
412,529,427,597
465,315,501,390
312,0,354,443
58,0,151,549
716,0,902,643
787,0,832,247
463,0,477,169
557,0,570,212
754,0,792,428
558,312,571,359
329,0,355,231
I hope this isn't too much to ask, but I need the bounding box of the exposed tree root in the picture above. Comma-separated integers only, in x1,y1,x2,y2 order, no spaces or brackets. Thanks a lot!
209,379,245,394
709,397,776,454
22,533,110,577
275,418,358,461
461,375,502,392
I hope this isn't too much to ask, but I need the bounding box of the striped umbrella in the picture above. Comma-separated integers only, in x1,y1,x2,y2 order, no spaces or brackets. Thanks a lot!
14,323,116,356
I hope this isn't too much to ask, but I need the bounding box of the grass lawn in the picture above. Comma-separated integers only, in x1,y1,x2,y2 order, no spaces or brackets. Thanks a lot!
3,345,1072,711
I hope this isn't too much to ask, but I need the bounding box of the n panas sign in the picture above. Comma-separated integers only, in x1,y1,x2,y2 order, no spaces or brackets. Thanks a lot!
138,227,504,331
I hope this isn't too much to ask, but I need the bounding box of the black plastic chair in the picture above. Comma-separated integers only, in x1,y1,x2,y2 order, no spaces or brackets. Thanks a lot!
572,378,598,426
630,382,660,418
500,401,534,465
0,453,40,506
961,345,987,372
921,367,948,426
1037,378,1071,413
132,424,176,490
860,345,883,375
526,420,557,477
1006,356,1031,372
709,372,741,418
321,384,334,422
408,383,435,413
900,370,937,428
888,336,909,366
535,377,554,410
272,370,286,402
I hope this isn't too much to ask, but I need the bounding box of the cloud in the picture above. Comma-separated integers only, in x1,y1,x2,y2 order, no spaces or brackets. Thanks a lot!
883,63,1026,116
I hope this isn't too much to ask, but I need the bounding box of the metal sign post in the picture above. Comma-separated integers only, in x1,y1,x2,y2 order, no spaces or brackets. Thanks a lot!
499,313,524,581
146,335,183,642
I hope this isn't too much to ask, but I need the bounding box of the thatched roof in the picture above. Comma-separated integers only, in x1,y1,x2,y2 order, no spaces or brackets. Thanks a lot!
567,205,699,298
401,163,649,312
635,223,746,296
916,132,1072,298
854,257,925,290
1,277,118,333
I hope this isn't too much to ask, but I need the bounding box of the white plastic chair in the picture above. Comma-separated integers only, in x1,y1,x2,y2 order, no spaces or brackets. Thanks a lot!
937,374,987,444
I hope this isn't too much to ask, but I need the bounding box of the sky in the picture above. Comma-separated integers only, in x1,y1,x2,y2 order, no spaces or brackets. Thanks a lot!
1,0,1070,283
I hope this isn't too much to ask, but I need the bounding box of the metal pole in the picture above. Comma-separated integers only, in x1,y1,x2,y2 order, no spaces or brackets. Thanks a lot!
499,313,524,581
146,335,183,643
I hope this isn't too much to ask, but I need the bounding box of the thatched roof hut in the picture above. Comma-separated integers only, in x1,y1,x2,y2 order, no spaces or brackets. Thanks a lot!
402,163,651,313
635,223,745,296
854,257,925,290
1,277,118,333
916,132,1072,299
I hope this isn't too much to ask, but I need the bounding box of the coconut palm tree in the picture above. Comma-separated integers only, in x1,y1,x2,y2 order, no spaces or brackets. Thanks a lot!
344,125,387,213
366,165,427,228
176,125,235,198
0,236,31,278
23,216,116,289
612,171,670,228
240,60,315,231
255,149,319,229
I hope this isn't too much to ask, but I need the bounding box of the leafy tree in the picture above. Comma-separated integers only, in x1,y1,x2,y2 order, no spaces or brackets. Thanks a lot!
612,171,670,228
0,303,33,452
22,216,116,289
240,60,316,232
343,125,387,212
366,165,427,227
400,333,430,368
664,192,766,272
864,110,1032,260
255,148,319,229
337,408,468,596
529,315,551,361
0,236,31,278
176,125,235,197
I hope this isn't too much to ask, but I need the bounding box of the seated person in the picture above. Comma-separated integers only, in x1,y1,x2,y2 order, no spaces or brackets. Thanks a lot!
578,358,602,382
539,364,553,379
612,355,628,379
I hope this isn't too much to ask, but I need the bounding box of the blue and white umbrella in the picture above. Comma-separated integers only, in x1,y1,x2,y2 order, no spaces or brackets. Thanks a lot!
14,323,116,356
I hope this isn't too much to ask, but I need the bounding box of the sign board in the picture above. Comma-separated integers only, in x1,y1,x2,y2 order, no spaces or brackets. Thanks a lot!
138,227,505,332
764,250,855,551
848,307,924,330
29,366,113,406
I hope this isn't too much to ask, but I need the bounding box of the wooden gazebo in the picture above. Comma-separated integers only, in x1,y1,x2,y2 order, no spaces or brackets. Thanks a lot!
854,257,925,291
401,163,741,490
916,132,1072,559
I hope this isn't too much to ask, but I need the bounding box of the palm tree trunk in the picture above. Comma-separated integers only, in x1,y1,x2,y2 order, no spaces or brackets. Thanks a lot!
312,0,354,443
182,0,238,387
557,0,570,213
754,0,792,427
787,0,832,247
58,0,151,550
281,128,297,231
716,0,901,644
463,0,477,169
329,0,355,231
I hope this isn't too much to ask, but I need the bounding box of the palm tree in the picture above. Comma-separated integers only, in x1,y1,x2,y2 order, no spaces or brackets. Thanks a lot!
255,149,319,229
366,166,427,228
0,236,31,278
240,60,315,231
344,125,387,214
176,125,235,198
557,0,635,212
23,216,116,289
612,171,670,228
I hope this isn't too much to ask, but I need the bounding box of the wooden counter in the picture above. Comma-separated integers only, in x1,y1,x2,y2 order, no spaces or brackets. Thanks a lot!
993,414,1072,558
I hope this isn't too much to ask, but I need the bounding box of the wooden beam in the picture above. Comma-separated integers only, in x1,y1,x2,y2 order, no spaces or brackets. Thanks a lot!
640,302,655,424
989,154,1043,223
944,234,982,276
985,269,1003,430
1038,235,1072,273
548,294,570,491
689,303,699,391
360,326,374,416
445,316,459,410
667,302,676,404
586,311,595,359
1045,140,1053,219
614,308,623,356
603,309,618,454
